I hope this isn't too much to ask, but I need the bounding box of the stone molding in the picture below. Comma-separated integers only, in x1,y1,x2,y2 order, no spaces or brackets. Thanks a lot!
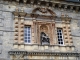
9,51,79,56
3,0,80,12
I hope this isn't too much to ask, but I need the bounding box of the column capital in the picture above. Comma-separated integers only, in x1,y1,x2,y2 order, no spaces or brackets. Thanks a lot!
19,12,27,18
61,14,72,23
13,12,19,17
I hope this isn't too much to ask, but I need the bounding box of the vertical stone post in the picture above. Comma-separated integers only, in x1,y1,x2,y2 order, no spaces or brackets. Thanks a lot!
13,12,19,44
19,12,26,44
13,9,26,50
33,20,37,44
61,14,72,46
51,18,56,45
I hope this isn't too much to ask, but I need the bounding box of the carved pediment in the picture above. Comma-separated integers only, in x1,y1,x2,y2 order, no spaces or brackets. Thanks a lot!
32,7,56,16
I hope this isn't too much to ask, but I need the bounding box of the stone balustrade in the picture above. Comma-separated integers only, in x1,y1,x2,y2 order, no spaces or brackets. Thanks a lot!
14,44,75,52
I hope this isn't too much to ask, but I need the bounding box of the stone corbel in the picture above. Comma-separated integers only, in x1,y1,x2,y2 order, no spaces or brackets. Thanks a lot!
13,8,27,18
61,14,72,24
19,12,27,18
65,15,72,24
61,14,65,23
13,8,19,17
13,12,19,17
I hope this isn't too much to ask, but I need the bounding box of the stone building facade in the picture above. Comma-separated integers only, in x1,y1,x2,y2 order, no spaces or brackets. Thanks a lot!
0,0,80,60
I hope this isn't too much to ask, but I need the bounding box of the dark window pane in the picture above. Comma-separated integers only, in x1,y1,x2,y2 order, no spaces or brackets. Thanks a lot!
28,34,30,36
59,30,61,32
28,37,30,39
61,39,63,41
58,42,60,44
28,40,30,43
28,31,30,33
25,37,27,39
60,36,62,38
58,39,60,41
58,36,60,38
57,33,59,35
61,42,63,44
25,40,27,42
25,34,27,36
60,33,62,35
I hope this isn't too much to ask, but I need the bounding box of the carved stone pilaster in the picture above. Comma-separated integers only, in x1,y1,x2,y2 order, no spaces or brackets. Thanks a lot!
13,11,19,44
61,14,72,46
13,10,27,44
19,12,26,44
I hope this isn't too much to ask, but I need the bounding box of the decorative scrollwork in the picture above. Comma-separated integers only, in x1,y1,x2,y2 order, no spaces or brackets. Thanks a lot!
39,7,47,13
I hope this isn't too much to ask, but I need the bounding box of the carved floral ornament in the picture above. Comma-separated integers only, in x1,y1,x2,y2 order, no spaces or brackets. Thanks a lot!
32,7,56,16
13,7,71,21
61,14,72,23
13,7,56,18
39,7,47,13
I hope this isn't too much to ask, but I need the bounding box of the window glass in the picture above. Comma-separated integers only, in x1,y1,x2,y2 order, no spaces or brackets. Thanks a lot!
24,26,31,44
57,28,64,45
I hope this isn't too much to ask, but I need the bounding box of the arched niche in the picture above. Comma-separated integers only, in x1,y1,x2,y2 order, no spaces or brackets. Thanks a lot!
40,25,48,33
40,25,50,45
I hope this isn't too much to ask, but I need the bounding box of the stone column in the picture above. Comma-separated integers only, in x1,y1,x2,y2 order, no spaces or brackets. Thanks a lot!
13,12,19,44
19,12,26,44
33,20,37,44
13,9,26,50
61,15,72,46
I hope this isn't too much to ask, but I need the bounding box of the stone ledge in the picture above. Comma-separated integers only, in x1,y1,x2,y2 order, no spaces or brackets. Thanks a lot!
8,51,80,56
13,43,75,47
13,44,75,52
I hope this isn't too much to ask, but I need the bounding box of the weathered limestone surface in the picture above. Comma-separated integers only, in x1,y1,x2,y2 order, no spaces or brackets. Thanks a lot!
0,1,14,60
71,19,80,53
0,0,80,60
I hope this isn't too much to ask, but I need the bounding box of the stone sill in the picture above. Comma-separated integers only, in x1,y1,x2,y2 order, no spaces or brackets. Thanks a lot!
13,43,75,47
13,44,75,52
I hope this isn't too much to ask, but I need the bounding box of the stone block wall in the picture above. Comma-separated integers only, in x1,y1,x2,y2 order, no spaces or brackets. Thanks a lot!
0,0,14,60
0,0,80,60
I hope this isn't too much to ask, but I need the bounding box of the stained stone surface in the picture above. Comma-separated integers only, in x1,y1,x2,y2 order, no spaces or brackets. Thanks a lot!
0,0,80,60
0,1,14,60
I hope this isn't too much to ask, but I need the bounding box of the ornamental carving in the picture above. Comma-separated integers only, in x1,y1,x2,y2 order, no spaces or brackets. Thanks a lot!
32,7,56,16
39,7,47,13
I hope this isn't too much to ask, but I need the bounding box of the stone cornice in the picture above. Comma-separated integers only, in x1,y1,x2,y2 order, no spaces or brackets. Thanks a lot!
13,11,56,19
13,12,27,18
61,14,72,23
3,0,80,12
8,51,80,56
13,11,72,21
